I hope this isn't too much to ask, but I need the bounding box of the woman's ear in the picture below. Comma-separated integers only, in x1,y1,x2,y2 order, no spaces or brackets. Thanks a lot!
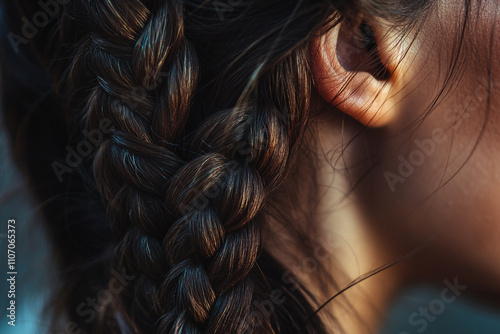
310,19,402,127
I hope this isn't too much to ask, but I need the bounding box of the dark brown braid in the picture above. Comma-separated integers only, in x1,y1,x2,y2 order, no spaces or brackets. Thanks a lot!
69,0,310,332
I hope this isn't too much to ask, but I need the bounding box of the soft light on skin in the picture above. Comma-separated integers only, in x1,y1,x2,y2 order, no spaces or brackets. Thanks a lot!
267,0,500,333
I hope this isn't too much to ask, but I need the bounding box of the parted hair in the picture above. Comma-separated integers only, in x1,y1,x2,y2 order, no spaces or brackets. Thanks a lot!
0,0,432,333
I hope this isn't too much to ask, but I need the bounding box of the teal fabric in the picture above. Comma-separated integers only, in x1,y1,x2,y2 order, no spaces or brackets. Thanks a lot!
381,286,500,334
0,123,51,333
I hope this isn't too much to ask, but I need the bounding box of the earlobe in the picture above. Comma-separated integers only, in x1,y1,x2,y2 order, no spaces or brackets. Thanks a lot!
310,20,398,127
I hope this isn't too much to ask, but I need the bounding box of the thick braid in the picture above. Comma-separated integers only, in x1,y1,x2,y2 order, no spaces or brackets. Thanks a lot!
157,108,291,333
69,0,299,333
70,0,198,329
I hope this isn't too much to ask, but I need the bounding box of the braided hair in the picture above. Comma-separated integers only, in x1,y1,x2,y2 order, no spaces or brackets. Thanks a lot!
66,1,327,332
0,0,432,333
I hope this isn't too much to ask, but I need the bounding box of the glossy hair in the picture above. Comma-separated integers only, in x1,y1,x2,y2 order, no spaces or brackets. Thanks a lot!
0,0,435,333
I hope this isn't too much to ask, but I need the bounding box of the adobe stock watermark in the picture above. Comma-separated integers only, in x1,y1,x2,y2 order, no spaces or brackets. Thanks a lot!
51,68,172,183
49,268,135,334
241,289,286,333
51,118,113,183
242,233,342,333
399,277,467,334
119,70,171,111
385,77,500,192
384,127,449,192
176,108,298,217
7,0,70,54
75,268,135,324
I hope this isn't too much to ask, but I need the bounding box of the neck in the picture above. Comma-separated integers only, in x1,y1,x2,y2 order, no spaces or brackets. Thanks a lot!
265,106,409,333
312,183,407,333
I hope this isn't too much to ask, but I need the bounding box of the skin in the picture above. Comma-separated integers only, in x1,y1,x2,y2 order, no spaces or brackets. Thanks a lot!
266,0,500,332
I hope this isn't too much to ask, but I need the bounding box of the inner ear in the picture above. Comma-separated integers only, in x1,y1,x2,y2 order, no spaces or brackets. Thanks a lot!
337,19,390,81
